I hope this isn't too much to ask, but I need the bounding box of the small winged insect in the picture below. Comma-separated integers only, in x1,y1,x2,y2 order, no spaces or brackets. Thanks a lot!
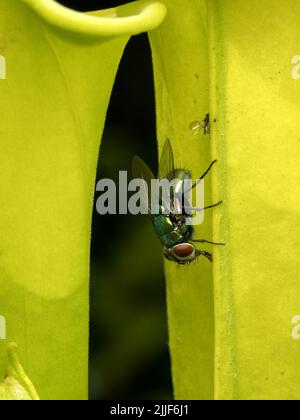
190,113,210,135
132,139,224,265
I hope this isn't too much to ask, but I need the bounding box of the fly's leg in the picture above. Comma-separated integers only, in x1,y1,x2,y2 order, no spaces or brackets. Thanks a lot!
199,160,217,181
184,159,223,218
194,242,224,263
187,160,217,192
197,250,213,262
192,239,226,246
185,201,223,213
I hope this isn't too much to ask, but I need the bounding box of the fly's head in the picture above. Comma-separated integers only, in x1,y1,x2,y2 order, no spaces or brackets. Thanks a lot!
164,243,198,265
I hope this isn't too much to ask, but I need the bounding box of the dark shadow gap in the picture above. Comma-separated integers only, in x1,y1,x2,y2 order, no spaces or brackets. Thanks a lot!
88,32,172,400
56,0,135,11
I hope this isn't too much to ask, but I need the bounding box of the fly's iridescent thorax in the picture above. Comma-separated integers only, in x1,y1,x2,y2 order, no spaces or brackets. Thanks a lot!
172,169,192,196
173,169,191,181
153,213,191,248
153,169,192,249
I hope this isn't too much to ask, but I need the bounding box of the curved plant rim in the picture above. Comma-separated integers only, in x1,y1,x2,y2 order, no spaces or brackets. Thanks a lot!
22,0,167,37
0,0,167,400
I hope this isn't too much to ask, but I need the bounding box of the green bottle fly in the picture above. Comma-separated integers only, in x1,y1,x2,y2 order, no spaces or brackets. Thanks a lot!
132,139,224,265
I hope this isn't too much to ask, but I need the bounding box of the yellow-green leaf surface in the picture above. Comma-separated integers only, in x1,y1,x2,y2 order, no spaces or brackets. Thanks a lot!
149,0,215,400
0,0,166,400
150,0,300,400
209,0,300,400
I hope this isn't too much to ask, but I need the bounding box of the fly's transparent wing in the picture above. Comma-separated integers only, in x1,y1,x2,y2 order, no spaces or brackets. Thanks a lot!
190,120,204,133
158,139,175,180
189,113,210,135
132,156,155,215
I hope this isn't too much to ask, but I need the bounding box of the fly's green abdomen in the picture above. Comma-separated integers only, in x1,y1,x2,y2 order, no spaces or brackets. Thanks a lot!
153,214,189,248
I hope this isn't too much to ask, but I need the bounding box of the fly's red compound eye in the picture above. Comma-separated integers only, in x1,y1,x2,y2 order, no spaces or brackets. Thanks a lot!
172,243,195,258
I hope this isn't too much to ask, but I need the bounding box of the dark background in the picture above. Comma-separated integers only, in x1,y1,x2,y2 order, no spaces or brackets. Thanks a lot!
58,0,172,400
